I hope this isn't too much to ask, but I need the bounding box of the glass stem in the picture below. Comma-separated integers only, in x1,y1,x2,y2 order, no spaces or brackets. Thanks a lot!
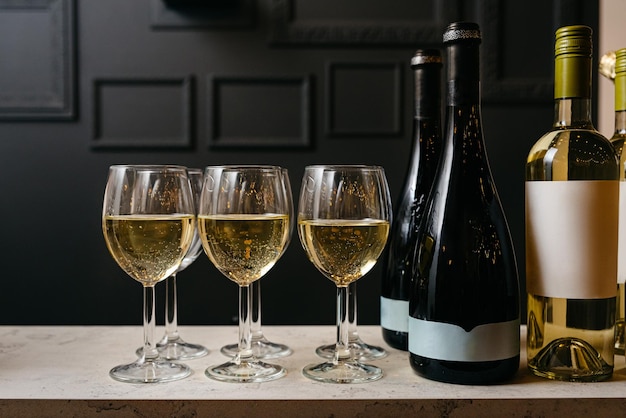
164,273,179,342
348,281,359,342
238,284,254,361
143,285,159,362
334,285,351,363
250,280,263,340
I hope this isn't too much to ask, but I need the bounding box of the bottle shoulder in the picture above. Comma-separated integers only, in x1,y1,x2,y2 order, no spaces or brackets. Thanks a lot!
528,128,613,156
526,128,619,181
611,132,626,157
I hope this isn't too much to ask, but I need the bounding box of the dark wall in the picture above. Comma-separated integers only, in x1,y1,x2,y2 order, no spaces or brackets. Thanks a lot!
0,0,598,326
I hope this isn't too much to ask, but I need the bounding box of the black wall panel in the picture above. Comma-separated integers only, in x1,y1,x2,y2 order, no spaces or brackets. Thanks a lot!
0,0,75,120
0,0,599,327
92,77,194,148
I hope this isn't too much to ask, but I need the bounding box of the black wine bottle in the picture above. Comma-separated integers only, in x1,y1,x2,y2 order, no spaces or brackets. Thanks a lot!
381,49,443,351
408,22,520,384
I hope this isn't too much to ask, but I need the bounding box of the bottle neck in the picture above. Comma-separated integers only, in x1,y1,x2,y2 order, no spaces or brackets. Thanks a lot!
414,65,441,120
616,72,626,133
408,60,442,174
446,41,480,107
615,111,626,134
553,97,594,129
553,53,593,129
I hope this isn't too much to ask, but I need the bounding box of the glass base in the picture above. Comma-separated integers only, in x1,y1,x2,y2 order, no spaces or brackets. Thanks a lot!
205,358,286,383
221,336,292,359
302,360,383,384
528,337,613,382
109,358,191,383
135,336,209,361
316,339,387,361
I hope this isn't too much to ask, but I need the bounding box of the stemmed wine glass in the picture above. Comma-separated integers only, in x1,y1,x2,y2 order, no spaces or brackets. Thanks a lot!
298,165,391,383
315,282,387,361
198,165,291,382
102,165,195,383
220,168,293,359
155,168,209,360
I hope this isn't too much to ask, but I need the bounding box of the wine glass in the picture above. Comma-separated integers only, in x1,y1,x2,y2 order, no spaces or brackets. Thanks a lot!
155,168,209,360
102,165,195,383
198,165,291,383
220,168,293,359
315,281,387,361
298,165,391,383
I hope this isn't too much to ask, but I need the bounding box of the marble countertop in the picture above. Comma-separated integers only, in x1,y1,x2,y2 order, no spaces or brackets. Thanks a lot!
0,325,624,417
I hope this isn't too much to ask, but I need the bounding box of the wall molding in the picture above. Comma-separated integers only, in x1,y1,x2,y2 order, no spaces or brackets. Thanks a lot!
0,0,75,120
269,0,460,46
208,74,312,149
326,62,403,137
91,76,194,149
478,0,595,103
150,0,255,29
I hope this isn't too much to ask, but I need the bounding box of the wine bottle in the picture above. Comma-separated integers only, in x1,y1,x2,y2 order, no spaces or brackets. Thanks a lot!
381,49,442,351
526,25,618,381
408,22,520,384
611,48,626,356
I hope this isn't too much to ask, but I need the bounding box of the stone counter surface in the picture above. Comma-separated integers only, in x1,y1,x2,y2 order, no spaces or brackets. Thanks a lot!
0,325,624,417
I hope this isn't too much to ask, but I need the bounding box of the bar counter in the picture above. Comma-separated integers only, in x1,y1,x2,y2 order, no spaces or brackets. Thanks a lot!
0,325,624,417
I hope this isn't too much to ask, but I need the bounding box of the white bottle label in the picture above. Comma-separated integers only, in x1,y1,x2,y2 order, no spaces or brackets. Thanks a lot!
380,296,408,332
408,317,520,361
525,180,618,298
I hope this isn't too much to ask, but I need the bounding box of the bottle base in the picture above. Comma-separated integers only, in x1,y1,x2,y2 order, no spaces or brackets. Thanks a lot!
409,353,519,385
382,328,408,351
527,337,613,382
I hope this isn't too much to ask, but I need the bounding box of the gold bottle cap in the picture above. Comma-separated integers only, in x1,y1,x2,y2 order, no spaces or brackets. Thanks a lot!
615,48,626,74
411,49,442,66
555,25,592,57
615,48,626,111
554,25,592,99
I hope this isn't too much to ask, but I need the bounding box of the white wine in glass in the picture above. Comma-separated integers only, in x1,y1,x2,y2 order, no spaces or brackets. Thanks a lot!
102,165,195,383
298,165,391,383
220,168,293,359
155,168,209,360
199,165,291,383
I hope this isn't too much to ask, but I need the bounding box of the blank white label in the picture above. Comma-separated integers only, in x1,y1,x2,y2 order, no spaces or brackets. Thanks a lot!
380,296,408,332
525,180,618,298
408,318,520,361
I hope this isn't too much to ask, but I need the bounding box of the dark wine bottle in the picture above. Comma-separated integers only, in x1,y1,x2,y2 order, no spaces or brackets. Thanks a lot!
408,22,520,384
381,49,443,351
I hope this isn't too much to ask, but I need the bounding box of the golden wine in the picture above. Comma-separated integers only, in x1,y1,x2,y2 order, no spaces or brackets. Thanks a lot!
298,219,389,287
179,230,203,271
103,214,195,286
198,213,289,286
